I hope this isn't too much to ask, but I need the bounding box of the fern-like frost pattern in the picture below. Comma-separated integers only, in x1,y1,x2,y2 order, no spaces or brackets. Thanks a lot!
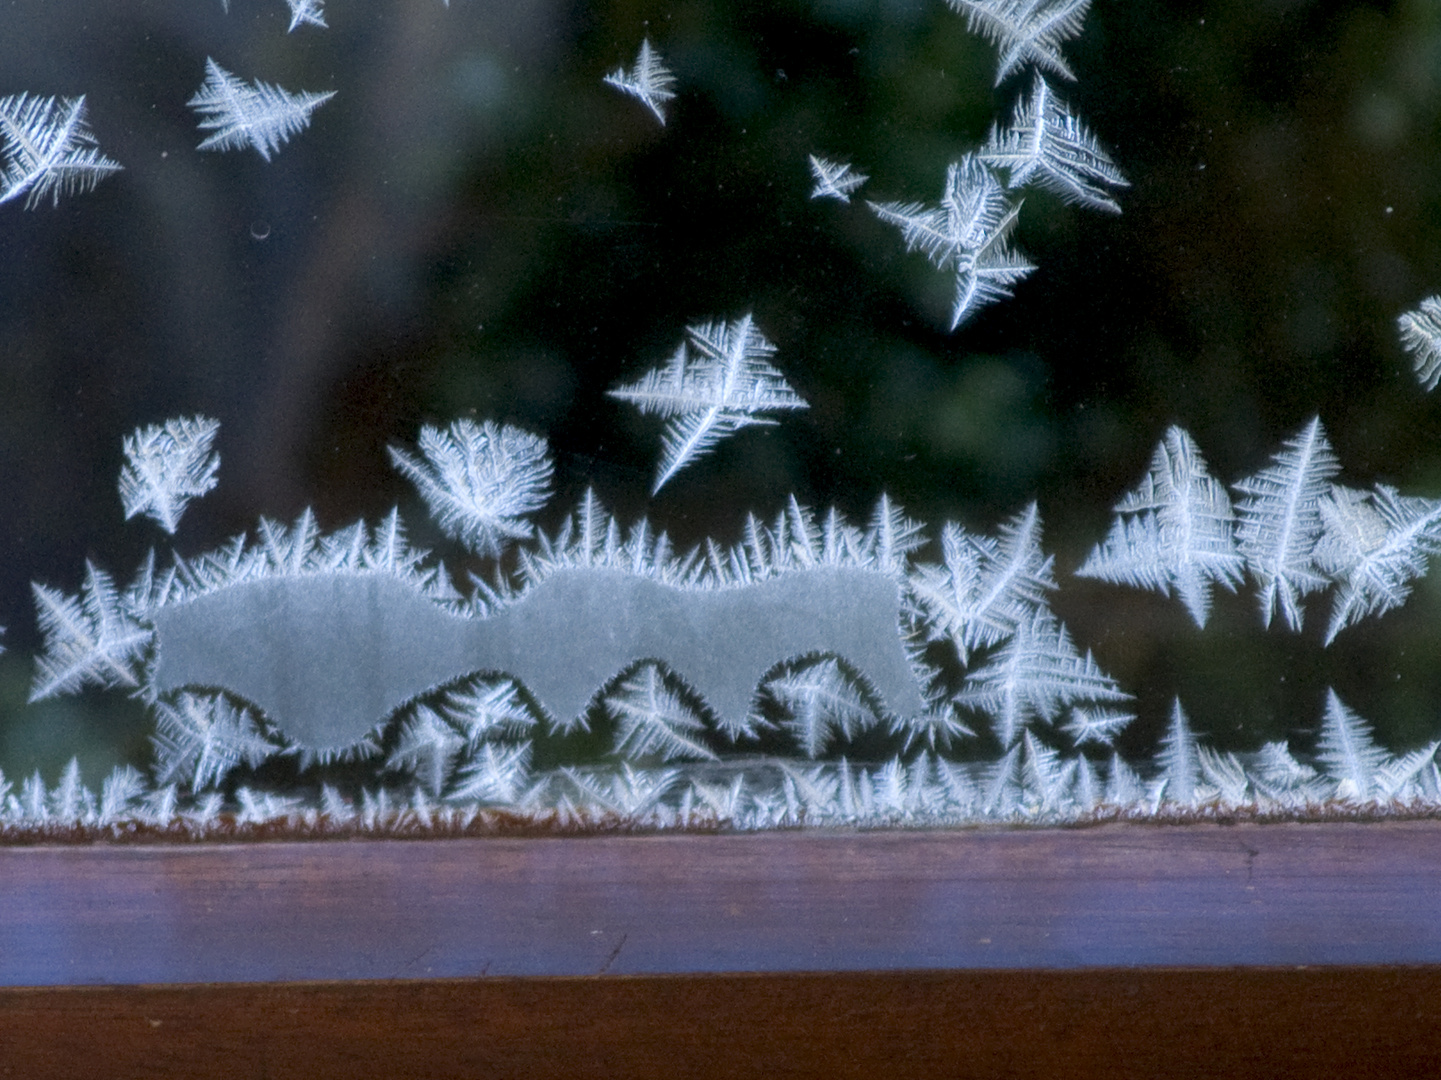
1398,296,1441,392
1233,416,1338,631
980,72,1127,212
945,0,1094,85
119,415,221,534
389,419,553,558
0,93,122,209
808,155,868,202
603,39,677,125
188,58,335,161
1077,426,1244,628
869,155,1034,329
608,313,808,491
1313,483,1441,645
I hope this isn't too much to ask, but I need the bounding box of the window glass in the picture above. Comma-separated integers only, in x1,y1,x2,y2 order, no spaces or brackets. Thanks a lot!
3,0,1439,826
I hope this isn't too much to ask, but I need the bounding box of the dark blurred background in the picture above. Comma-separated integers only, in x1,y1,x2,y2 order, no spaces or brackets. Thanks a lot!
4,0,1441,781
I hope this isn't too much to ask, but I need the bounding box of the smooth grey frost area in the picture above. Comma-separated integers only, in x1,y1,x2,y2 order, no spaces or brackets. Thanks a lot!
150,566,925,753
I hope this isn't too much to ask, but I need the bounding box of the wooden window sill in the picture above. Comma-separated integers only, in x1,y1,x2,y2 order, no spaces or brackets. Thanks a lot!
2,821,1438,1076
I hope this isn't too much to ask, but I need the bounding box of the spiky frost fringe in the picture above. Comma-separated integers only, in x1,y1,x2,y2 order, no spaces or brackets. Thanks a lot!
6,747,1441,843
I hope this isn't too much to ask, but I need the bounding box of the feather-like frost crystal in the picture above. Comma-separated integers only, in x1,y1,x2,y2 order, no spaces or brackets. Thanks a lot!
1157,698,1201,805
605,665,717,762
808,155,868,202
767,659,877,758
608,313,808,492
1316,689,1388,802
151,692,276,789
868,155,1034,329
442,678,536,743
387,705,467,795
1398,296,1441,392
450,741,533,803
603,39,677,125
908,501,1055,664
1233,416,1339,631
284,0,327,32
953,609,1130,747
188,57,335,161
29,562,152,701
945,0,1094,85
0,93,122,209
389,419,553,557
119,415,221,534
1076,426,1244,628
1313,483,1441,645
980,72,1127,212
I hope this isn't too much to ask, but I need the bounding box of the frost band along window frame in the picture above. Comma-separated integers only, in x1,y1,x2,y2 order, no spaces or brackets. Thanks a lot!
3,822,1441,1077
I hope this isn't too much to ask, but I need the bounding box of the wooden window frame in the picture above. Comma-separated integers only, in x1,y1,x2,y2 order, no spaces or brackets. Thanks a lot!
3,822,1440,1075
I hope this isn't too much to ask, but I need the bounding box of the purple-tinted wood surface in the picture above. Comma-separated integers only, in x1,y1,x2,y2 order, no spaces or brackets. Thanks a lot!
3,821,1441,986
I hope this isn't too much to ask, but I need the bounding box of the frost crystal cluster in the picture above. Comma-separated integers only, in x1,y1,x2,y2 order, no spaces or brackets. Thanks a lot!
188,58,334,162
10,0,1441,837
603,39,677,125
608,314,808,492
12,401,1441,833
119,416,221,534
0,94,122,209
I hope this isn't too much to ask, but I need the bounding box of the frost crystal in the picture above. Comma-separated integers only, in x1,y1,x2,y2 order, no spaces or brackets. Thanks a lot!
608,313,808,491
980,72,1127,212
1398,296,1441,392
767,659,876,758
1233,416,1338,631
387,705,467,795
0,93,122,209
945,0,1094,85
808,155,868,202
29,562,151,700
1077,426,1245,628
450,741,533,803
119,415,221,534
603,39,677,125
188,58,335,161
151,692,276,789
606,665,717,762
908,502,1055,664
868,155,1034,329
954,609,1130,747
1316,689,1388,803
284,0,327,32
1157,698,1201,806
389,419,553,557
1314,483,1441,645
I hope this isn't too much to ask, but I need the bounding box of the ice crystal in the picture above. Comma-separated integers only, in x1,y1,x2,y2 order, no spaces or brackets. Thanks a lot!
868,155,1034,329
0,93,122,209
603,39,677,125
980,72,1127,212
188,58,335,161
30,562,151,700
119,416,221,534
1077,426,1245,628
609,314,808,491
389,419,553,557
151,692,276,789
1398,296,1441,392
808,155,868,202
1233,416,1339,631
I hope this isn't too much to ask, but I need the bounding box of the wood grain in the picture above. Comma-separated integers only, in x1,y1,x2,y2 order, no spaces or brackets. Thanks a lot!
3,968,1441,1079
3,821,1441,985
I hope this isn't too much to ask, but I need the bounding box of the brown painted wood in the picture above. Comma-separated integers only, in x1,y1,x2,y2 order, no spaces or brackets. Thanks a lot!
2,968,1440,1079
3,821,1441,984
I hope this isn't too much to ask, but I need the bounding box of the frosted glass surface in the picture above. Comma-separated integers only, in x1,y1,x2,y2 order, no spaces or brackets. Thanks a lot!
4,0,1441,824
